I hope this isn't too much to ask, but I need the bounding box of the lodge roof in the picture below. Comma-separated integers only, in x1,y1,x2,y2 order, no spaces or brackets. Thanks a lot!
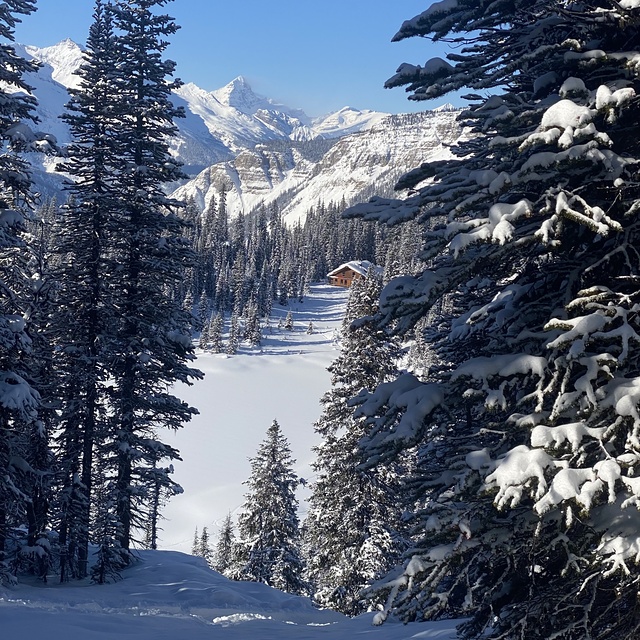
326,260,383,278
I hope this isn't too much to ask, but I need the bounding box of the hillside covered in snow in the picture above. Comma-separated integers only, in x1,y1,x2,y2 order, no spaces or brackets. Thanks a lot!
0,548,462,640
0,284,462,639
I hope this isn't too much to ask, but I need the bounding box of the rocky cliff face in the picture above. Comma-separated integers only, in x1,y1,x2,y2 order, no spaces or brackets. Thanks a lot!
172,110,464,225
18,40,465,222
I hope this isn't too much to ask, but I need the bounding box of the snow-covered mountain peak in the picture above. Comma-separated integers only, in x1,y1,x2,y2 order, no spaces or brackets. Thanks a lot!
312,106,389,138
213,75,260,111
24,38,84,90
18,39,465,202
212,75,310,124
432,102,458,112
175,81,222,106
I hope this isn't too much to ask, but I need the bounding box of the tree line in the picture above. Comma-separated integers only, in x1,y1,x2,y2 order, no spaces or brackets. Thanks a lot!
0,0,200,584
193,273,407,614
198,1,640,637
179,191,422,355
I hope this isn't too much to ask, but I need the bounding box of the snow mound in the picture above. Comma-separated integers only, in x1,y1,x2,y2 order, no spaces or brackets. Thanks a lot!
0,548,462,639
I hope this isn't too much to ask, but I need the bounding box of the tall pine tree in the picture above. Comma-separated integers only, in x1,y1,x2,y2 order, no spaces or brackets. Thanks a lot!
0,0,50,583
101,0,201,562
305,273,405,615
54,0,201,581
213,512,237,576
236,419,307,595
53,0,120,581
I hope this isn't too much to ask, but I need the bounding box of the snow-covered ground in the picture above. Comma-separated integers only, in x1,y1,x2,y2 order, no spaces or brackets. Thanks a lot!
0,549,462,639
162,283,350,553
0,283,462,639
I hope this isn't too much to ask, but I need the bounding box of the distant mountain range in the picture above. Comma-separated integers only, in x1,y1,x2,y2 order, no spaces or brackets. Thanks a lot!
19,39,465,223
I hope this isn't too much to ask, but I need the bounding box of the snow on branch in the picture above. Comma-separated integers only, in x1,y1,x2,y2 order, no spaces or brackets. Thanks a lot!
355,373,444,456
485,445,563,509
344,195,422,226
447,200,532,257
451,353,547,410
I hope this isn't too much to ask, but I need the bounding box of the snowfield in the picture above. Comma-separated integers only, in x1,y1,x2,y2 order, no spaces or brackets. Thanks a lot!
163,283,351,552
0,549,462,639
0,283,461,639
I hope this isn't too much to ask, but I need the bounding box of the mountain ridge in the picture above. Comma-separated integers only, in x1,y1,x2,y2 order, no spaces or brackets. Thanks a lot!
20,40,392,157
17,39,465,224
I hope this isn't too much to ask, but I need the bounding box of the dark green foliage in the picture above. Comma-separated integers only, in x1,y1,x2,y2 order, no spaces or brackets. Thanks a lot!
347,1,640,638
237,420,307,595
305,274,405,615
0,0,48,585
52,0,120,581
48,0,201,582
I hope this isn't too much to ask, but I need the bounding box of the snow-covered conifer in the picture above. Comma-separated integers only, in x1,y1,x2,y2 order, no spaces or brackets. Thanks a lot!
208,311,224,353
198,315,210,350
101,0,202,559
243,299,262,347
52,0,121,580
0,0,53,583
305,274,404,615
226,312,239,355
348,1,640,636
199,526,213,568
213,513,237,576
237,420,307,595
284,310,294,331
191,527,199,556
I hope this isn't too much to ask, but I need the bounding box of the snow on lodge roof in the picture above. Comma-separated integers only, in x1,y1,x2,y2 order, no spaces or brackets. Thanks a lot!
326,261,383,287
327,260,382,278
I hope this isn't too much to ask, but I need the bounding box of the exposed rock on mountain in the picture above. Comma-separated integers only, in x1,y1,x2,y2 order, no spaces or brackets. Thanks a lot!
17,39,465,222
172,110,463,225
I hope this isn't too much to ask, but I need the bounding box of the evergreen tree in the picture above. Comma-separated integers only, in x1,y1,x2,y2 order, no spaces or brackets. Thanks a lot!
226,312,239,355
197,290,209,328
213,513,237,576
52,0,119,581
237,420,307,595
19,202,58,580
0,0,52,583
199,526,213,567
101,0,201,562
191,526,199,556
243,298,262,347
142,461,178,550
283,310,293,331
54,0,201,580
198,314,210,350
305,274,404,615
208,311,224,354
348,1,640,637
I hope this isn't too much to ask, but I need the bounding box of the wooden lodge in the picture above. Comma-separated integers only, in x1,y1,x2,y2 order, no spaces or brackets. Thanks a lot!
326,260,382,288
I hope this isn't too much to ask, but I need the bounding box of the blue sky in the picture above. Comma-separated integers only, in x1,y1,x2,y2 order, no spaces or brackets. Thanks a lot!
13,1,460,117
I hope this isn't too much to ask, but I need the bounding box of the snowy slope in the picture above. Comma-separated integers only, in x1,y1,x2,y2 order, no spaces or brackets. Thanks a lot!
19,40,390,176
312,106,388,138
0,549,463,639
25,39,83,90
0,283,464,638
171,109,463,225
16,40,464,221
163,284,348,553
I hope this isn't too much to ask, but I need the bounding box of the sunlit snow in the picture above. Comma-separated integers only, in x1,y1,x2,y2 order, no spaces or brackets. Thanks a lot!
0,283,462,640
162,284,349,552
